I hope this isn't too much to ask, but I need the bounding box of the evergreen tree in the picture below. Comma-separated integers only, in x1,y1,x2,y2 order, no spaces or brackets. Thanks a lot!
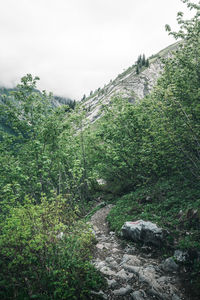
145,59,149,67
142,54,146,66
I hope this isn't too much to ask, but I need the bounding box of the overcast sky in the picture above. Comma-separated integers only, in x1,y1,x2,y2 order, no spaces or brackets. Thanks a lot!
0,0,194,100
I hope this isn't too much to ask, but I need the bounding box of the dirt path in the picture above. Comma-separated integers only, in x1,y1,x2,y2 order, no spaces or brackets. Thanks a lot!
89,204,187,300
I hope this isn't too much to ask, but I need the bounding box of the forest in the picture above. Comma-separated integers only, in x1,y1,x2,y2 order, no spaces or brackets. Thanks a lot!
0,0,200,299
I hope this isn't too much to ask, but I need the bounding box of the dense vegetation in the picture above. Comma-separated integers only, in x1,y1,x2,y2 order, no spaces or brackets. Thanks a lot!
0,0,200,298
0,76,105,299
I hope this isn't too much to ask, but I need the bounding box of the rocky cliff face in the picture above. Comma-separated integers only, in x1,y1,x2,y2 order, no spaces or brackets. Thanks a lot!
82,42,178,123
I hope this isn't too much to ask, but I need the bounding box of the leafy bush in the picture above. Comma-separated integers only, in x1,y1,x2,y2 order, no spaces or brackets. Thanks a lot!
0,195,104,299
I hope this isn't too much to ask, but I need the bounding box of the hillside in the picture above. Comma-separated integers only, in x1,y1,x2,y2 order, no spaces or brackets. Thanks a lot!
82,42,179,123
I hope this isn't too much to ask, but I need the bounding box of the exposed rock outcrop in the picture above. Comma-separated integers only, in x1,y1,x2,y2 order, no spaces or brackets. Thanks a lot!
82,42,179,123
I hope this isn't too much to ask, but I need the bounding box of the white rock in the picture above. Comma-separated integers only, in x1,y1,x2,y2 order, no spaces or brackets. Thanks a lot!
121,220,167,246
121,254,142,266
115,269,134,280
100,266,116,276
113,285,132,296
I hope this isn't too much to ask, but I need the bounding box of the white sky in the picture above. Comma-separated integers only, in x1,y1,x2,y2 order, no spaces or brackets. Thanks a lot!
0,0,194,100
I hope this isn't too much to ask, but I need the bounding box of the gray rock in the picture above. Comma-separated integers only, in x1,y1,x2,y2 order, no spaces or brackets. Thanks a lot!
147,286,169,300
157,276,170,283
172,294,181,300
161,257,178,272
131,290,146,300
56,231,64,239
105,257,115,263
123,264,141,275
174,250,188,263
96,242,113,250
124,245,136,254
91,290,108,299
105,257,118,269
100,266,116,276
112,247,120,253
97,179,107,186
109,231,115,236
95,261,106,270
121,220,167,246
138,266,157,285
106,278,118,288
115,269,134,280
83,54,166,124
121,254,142,266
113,285,132,296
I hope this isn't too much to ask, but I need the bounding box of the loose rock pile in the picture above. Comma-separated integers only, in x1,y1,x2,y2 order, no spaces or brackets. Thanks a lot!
89,205,186,300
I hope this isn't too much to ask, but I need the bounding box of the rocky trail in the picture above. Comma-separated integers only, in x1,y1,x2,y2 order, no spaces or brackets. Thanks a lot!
89,205,187,300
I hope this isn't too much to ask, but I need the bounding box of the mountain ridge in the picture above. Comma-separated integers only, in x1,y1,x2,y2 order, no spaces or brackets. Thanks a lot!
82,42,179,123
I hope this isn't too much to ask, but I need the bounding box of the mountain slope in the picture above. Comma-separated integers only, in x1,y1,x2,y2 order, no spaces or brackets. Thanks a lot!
82,42,178,123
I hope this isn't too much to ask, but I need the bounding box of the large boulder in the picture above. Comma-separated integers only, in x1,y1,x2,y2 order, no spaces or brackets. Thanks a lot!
121,220,167,247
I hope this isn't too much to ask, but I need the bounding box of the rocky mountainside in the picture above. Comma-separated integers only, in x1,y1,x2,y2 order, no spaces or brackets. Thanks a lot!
82,42,179,123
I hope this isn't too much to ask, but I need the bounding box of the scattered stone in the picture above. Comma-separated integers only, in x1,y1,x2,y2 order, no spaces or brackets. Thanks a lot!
95,261,105,270
93,225,99,232
172,294,181,300
96,243,104,250
138,266,157,285
90,205,186,300
90,290,107,299
109,261,118,269
147,286,166,299
131,290,146,300
109,231,115,235
124,245,136,254
112,247,120,253
97,179,107,186
106,278,118,288
174,250,188,263
121,254,142,266
115,269,134,280
105,257,114,263
161,257,179,273
56,231,64,239
121,220,167,247
100,266,116,276
157,276,170,283
123,264,141,275
113,285,132,296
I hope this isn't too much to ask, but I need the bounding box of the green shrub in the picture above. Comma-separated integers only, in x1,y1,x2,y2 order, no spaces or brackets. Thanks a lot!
0,195,104,299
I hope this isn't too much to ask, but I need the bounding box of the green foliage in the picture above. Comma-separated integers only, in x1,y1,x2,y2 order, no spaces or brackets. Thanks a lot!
0,195,104,299
0,75,92,211
107,179,200,240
